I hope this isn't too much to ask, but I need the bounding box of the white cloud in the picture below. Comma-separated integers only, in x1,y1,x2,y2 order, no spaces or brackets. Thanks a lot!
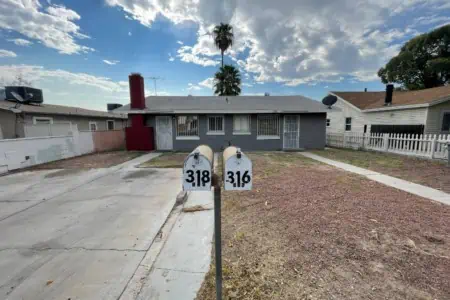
128,31,132,36
177,45,219,67
8,38,33,47
187,83,202,91
0,1,93,54
103,60,120,65
168,53,175,62
0,64,131,111
107,0,449,85
0,50,17,58
198,77,214,89
177,41,184,45
242,83,253,87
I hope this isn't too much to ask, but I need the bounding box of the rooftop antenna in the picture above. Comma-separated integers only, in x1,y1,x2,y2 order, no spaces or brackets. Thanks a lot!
145,76,164,96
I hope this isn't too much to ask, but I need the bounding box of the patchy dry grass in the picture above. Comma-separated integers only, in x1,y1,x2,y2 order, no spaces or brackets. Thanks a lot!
138,152,188,168
196,152,450,300
313,148,450,193
29,151,144,170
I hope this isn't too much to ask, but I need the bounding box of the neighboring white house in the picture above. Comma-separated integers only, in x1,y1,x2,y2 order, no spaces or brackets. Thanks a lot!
326,85,450,135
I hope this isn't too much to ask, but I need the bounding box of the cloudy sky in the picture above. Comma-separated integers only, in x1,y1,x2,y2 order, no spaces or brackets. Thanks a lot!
0,0,449,111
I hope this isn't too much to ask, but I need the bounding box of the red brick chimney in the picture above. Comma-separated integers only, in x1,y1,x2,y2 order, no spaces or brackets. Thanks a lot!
129,73,146,109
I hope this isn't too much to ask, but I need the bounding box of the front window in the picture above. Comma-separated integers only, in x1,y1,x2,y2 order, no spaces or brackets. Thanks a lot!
442,112,450,132
257,115,280,139
207,116,224,134
107,120,115,130
89,122,98,131
345,118,352,131
177,115,199,138
233,115,251,134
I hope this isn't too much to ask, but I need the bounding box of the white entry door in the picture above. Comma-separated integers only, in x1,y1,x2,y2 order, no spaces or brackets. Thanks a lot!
156,116,173,150
283,115,300,149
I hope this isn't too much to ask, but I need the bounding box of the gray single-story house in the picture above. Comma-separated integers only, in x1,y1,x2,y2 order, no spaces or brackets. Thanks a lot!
115,74,329,151
0,100,128,139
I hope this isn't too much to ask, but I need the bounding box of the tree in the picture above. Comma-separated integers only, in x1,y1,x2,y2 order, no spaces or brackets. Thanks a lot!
378,24,450,90
213,23,234,68
214,65,241,96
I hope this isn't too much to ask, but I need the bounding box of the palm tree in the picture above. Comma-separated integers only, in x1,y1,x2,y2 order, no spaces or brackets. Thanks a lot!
214,65,241,96
213,23,234,68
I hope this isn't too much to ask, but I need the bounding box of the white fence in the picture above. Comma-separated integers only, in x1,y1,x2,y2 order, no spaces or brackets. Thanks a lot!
24,122,73,138
326,132,450,160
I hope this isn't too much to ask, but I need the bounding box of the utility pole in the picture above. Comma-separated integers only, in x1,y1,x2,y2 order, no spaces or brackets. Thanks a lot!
146,76,163,96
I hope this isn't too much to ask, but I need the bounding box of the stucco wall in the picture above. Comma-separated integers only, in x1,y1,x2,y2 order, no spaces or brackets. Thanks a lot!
146,113,326,151
92,130,126,152
425,100,450,134
23,114,127,132
0,135,77,171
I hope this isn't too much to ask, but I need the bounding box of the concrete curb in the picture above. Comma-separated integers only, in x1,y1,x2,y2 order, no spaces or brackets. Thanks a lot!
176,191,189,206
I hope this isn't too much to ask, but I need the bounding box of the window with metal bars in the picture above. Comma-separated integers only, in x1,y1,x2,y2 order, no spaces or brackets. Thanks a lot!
207,116,224,134
257,115,280,138
176,115,199,137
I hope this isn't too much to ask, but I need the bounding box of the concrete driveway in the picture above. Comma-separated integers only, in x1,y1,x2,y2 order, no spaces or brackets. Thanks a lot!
0,154,182,300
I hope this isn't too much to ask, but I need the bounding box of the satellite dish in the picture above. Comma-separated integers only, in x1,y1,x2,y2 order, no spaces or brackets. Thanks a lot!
322,95,337,108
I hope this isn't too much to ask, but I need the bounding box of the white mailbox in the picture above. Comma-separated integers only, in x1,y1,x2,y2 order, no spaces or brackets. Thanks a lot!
183,145,214,191
223,147,252,191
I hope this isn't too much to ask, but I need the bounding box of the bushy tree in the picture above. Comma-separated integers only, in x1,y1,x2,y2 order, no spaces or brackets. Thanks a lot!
378,24,450,90
214,65,241,96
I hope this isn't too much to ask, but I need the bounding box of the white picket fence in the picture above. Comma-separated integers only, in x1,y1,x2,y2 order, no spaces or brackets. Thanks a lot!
326,132,450,160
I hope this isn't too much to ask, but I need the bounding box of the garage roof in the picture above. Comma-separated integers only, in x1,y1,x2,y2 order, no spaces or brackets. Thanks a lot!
114,95,329,114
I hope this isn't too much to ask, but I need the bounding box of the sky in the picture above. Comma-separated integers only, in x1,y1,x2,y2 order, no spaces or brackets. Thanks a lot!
0,0,449,111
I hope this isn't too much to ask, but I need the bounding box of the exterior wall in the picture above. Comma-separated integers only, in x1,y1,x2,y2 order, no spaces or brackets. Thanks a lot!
365,107,427,129
0,129,126,173
326,98,366,133
0,110,17,139
22,114,127,132
326,97,428,134
425,100,450,134
146,113,326,151
0,135,77,172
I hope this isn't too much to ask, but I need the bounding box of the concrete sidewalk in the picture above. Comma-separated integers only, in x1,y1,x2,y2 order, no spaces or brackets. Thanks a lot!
301,152,450,206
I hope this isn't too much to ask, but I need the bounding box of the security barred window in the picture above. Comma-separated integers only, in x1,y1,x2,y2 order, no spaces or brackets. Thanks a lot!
257,115,280,138
207,116,224,134
177,115,199,137
345,118,352,131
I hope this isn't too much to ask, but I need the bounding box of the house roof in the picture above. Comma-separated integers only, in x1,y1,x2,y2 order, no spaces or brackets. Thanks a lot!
114,95,329,114
332,85,450,110
0,100,127,119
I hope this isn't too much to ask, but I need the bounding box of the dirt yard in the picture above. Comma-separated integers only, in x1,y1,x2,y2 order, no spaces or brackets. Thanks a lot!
138,152,187,168
196,152,450,300
313,148,450,194
29,151,144,169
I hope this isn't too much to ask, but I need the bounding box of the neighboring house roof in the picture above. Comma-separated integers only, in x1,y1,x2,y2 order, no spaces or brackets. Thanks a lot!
114,95,329,114
332,85,450,111
0,100,127,119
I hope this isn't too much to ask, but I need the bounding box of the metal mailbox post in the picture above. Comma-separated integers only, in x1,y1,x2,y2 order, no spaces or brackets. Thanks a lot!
182,146,252,300
223,147,253,191
183,145,214,191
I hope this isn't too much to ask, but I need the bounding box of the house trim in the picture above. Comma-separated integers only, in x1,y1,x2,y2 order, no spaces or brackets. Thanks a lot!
176,136,200,140
33,116,54,125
